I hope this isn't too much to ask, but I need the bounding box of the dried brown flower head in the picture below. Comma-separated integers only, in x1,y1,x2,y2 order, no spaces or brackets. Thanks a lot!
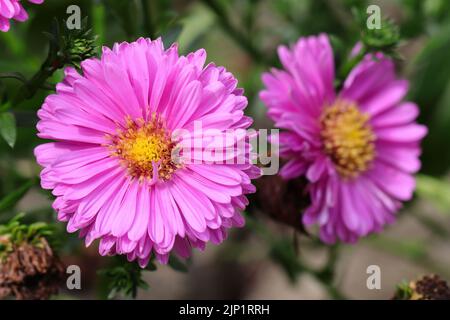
393,274,450,300
253,175,310,233
0,237,65,300
0,215,65,300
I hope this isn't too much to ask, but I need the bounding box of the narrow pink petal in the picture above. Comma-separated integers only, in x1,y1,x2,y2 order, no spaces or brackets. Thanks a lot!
111,180,139,237
170,177,207,233
370,102,419,128
128,183,150,241
376,124,427,143
280,159,307,180
366,161,416,201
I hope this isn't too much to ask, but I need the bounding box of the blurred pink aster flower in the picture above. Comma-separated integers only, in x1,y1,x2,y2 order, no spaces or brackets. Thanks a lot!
260,34,427,243
0,0,43,32
35,38,260,266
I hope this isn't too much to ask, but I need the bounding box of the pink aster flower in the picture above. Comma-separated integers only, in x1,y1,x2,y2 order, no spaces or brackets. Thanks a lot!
34,38,260,266
260,34,427,243
0,0,43,32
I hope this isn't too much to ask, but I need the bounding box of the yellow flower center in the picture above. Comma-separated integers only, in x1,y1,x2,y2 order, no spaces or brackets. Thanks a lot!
320,100,376,179
108,115,180,182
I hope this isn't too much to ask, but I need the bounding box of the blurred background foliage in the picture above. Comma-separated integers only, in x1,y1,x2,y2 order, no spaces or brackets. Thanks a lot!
1,0,450,299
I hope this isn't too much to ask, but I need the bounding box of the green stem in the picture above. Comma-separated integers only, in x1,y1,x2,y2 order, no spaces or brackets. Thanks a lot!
314,246,345,299
247,213,346,299
200,0,267,64
0,72,55,99
141,0,154,38
323,283,345,300
244,0,259,38
0,72,27,84
12,65,58,106
338,49,366,83
410,210,449,239
297,255,345,299
10,19,65,107
93,2,106,46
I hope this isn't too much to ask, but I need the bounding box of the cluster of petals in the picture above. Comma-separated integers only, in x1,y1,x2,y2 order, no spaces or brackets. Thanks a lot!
260,34,427,243
35,38,260,266
0,0,43,32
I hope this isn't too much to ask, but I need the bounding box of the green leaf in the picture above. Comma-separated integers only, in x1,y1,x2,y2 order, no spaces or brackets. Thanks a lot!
92,2,106,46
416,174,450,213
270,238,302,282
98,256,154,299
0,213,55,257
161,24,183,47
0,111,16,148
410,22,450,175
0,179,35,213
103,0,138,39
168,255,189,272
393,281,413,300
145,259,157,271
368,236,426,262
